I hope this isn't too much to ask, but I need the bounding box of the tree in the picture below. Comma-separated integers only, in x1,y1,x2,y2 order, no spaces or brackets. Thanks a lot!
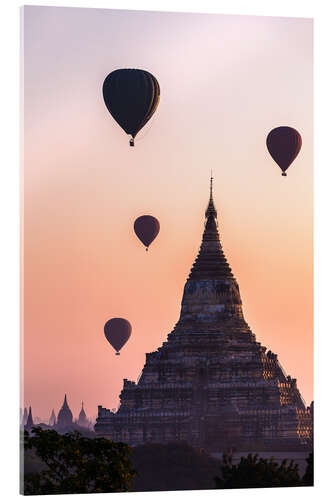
131,441,221,491
302,452,313,486
23,427,135,495
215,453,301,489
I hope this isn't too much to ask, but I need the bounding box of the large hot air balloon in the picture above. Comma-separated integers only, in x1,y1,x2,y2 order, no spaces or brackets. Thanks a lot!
134,215,160,251
266,126,302,176
102,69,160,146
104,318,132,355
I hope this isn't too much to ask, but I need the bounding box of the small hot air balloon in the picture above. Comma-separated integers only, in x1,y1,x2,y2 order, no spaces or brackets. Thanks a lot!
134,215,160,251
104,318,132,355
266,126,302,176
102,68,160,146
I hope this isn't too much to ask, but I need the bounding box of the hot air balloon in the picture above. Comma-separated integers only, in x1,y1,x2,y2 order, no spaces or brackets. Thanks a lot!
104,318,132,355
102,69,160,146
134,215,160,251
266,126,302,176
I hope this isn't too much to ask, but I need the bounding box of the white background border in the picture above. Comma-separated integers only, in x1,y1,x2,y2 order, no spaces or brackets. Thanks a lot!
0,0,332,499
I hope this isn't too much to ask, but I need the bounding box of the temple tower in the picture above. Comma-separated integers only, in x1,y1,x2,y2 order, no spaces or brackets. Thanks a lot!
57,394,73,428
49,409,56,427
25,406,34,431
22,407,28,426
95,179,312,452
77,401,89,427
179,176,243,328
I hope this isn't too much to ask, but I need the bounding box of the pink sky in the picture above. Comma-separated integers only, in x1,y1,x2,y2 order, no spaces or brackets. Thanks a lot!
22,6,313,420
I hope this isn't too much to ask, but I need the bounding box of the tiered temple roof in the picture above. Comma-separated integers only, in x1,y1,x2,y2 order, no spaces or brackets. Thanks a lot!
189,176,233,281
95,179,313,452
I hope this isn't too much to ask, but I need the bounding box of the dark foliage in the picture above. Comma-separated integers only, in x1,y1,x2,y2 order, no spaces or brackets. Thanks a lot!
53,424,96,438
302,452,313,486
131,441,220,491
214,453,302,489
23,427,135,495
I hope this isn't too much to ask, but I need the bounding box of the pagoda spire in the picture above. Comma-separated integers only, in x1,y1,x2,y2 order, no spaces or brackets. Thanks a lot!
78,400,88,427
57,394,73,427
177,176,244,327
205,172,217,220
63,394,69,408
79,401,86,417
23,407,28,426
49,408,56,426
25,406,34,430
188,176,233,280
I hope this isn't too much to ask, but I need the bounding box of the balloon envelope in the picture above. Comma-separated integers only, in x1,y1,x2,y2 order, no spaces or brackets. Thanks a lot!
104,318,132,355
266,126,302,176
134,215,160,250
102,68,160,145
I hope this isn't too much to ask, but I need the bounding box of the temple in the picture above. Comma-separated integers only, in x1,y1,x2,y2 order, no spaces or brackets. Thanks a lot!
25,406,34,431
77,401,90,428
57,394,73,428
95,179,313,452
22,407,28,427
49,409,56,427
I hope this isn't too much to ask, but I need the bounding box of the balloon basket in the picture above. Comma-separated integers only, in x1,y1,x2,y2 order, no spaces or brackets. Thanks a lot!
115,352,120,356
282,172,287,177
129,138,134,147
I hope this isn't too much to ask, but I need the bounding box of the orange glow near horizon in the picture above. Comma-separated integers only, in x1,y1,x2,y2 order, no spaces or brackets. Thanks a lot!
23,6,313,421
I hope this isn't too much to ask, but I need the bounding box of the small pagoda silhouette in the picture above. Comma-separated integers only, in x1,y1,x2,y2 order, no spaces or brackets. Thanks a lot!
77,401,89,428
57,394,73,428
25,406,34,431
49,408,56,427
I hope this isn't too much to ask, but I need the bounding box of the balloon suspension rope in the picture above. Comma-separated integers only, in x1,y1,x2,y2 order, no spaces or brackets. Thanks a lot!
129,137,135,147
282,172,287,177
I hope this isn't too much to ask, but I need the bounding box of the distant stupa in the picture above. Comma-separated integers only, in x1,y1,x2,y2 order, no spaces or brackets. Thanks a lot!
22,407,28,426
77,401,89,427
49,408,56,427
95,178,313,452
57,394,73,427
25,406,34,431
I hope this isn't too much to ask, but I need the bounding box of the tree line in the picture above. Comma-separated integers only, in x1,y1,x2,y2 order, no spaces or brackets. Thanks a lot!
23,427,313,494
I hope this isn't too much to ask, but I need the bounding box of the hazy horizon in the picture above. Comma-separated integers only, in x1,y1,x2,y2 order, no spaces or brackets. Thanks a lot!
23,6,313,420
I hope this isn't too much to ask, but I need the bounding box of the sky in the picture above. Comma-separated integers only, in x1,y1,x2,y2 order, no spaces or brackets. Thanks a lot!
22,6,313,420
